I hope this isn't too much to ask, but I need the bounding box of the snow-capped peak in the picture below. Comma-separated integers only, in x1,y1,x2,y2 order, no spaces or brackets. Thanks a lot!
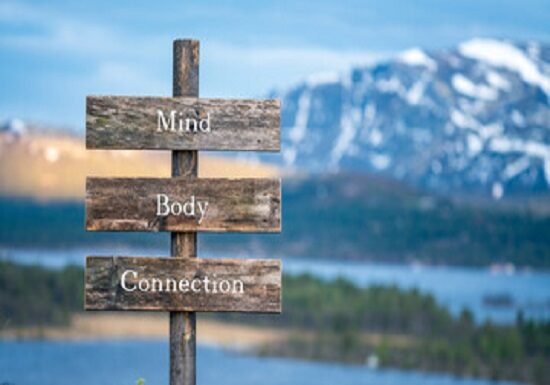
398,48,437,71
458,38,550,95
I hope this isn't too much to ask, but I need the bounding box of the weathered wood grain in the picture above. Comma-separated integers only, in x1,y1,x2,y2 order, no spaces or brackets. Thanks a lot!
85,256,282,313
86,177,281,232
86,96,280,151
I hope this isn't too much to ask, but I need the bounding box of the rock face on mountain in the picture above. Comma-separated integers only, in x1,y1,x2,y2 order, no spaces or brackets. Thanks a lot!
274,38,550,198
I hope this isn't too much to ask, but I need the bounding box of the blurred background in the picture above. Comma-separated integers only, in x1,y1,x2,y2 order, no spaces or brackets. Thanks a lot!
1,1,549,384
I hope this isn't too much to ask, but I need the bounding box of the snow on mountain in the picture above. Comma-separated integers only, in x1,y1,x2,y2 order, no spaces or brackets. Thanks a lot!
273,38,550,198
458,38,550,95
398,48,438,71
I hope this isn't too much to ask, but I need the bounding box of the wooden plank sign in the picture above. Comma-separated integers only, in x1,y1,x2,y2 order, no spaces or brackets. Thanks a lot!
86,96,280,151
85,256,281,313
86,177,281,232
84,40,284,385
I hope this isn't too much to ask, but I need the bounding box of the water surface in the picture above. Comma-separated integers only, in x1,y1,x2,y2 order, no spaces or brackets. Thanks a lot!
0,341,522,385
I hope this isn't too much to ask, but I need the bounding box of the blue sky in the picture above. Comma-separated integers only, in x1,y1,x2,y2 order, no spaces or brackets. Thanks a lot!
1,0,549,130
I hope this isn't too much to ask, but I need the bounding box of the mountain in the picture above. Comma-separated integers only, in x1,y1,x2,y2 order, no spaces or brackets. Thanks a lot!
0,122,278,200
273,38,550,199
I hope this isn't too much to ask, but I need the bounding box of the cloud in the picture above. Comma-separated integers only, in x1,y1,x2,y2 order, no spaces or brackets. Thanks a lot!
0,1,168,58
201,42,389,96
207,42,386,69
92,61,167,95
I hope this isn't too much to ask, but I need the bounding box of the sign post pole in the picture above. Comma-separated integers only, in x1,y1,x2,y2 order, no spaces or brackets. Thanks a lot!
170,39,199,385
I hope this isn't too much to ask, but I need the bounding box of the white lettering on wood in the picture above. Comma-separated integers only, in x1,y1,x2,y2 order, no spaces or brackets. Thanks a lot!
120,270,245,294
120,270,137,292
157,110,211,133
156,194,208,224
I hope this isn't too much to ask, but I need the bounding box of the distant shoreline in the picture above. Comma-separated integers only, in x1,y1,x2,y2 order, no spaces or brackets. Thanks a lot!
0,313,287,349
3,246,547,273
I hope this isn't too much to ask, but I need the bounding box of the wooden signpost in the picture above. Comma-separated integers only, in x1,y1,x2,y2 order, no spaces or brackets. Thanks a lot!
87,96,280,150
86,257,281,312
84,39,282,385
86,177,281,232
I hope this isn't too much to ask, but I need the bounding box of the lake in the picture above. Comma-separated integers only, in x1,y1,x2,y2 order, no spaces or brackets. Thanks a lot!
284,258,550,323
0,340,522,385
2,248,550,324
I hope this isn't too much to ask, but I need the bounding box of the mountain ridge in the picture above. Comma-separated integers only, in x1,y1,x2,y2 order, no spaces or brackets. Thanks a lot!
272,38,550,199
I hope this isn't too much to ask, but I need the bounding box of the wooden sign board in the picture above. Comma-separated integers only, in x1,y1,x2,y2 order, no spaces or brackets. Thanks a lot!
85,256,282,313
86,96,280,151
86,177,281,232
